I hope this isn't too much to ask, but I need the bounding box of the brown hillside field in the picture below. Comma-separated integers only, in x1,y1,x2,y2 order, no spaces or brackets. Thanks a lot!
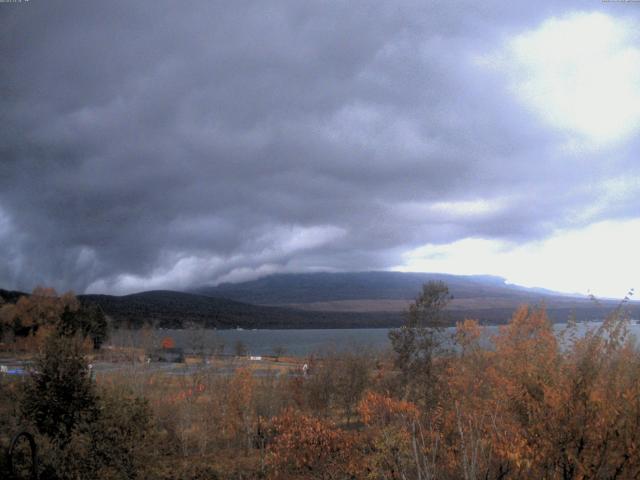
283,295,596,312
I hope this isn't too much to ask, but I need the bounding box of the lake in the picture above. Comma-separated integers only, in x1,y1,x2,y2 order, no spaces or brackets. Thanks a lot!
107,321,639,357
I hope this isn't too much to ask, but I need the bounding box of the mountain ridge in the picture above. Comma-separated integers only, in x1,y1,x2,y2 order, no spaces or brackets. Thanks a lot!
2,272,636,329
192,271,588,306
78,290,403,329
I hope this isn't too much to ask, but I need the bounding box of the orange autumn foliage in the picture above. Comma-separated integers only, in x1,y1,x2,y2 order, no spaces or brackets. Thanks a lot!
426,305,640,479
358,391,419,427
2,287,79,332
226,367,255,440
0,287,82,350
454,318,483,353
15,293,638,479
216,305,640,478
266,408,361,479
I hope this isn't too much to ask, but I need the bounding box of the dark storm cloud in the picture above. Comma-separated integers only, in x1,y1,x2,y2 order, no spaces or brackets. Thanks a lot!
1,0,638,293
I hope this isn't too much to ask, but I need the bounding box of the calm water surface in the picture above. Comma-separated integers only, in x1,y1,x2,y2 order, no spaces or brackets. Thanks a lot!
108,321,640,357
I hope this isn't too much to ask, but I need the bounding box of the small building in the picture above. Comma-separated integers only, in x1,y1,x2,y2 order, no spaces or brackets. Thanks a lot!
150,347,185,363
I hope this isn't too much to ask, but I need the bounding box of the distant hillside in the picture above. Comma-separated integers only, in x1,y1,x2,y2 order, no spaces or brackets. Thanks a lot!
193,271,576,305
0,288,27,304
78,290,404,329
3,272,638,329
192,271,639,323
0,286,577,328
3,287,404,329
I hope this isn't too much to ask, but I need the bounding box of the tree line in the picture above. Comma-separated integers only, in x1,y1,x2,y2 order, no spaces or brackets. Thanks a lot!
0,287,108,350
2,282,640,478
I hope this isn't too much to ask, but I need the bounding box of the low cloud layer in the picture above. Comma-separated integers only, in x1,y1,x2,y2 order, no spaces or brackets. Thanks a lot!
1,1,639,294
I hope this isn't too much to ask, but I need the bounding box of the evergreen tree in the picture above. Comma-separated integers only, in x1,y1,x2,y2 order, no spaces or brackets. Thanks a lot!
388,281,452,404
21,334,97,446
20,333,153,479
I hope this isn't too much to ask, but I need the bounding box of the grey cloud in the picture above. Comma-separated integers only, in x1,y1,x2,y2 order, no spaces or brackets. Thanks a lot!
0,0,638,294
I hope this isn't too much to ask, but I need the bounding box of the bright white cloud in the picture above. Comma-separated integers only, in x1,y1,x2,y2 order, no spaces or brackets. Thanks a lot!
481,11,640,144
279,225,346,253
85,254,226,295
5,3,640,295
85,224,346,295
572,175,640,222
393,198,507,221
396,218,640,298
427,199,505,217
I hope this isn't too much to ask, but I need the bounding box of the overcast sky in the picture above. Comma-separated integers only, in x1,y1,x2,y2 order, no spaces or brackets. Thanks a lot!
1,1,639,297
